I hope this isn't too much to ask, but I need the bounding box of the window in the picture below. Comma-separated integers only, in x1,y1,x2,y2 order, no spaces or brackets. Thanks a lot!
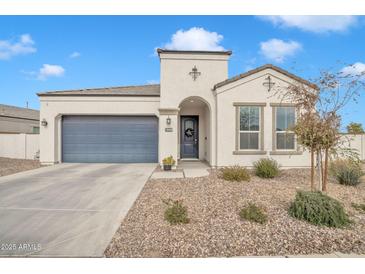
275,106,295,150
239,106,260,150
32,126,40,134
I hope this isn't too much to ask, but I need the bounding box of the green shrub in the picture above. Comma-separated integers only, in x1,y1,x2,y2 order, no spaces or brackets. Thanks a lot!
253,158,280,178
352,202,365,213
219,165,250,182
289,191,350,228
330,159,363,186
163,199,189,225
239,203,268,224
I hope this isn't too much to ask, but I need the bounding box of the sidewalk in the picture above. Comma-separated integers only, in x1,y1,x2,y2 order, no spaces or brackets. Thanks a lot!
151,160,210,179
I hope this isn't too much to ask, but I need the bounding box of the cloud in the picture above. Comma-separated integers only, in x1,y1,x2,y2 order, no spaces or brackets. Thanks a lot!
22,64,65,80
260,39,302,63
147,80,159,85
38,64,65,80
0,34,36,60
23,64,65,80
259,16,357,33
161,27,225,51
69,51,81,58
341,62,365,77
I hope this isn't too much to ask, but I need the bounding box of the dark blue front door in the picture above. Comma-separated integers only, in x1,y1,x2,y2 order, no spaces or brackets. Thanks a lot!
180,116,199,158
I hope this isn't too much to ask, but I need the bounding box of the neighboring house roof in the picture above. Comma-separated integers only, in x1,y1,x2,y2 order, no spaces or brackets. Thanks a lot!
213,64,318,90
0,104,39,121
37,84,161,97
157,48,232,56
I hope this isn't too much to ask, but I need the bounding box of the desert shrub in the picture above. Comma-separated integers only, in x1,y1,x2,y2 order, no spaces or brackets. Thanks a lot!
239,203,268,224
253,158,280,178
289,191,350,228
219,165,250,182
330,159,363,186
352,202,365,213
163,199,189,225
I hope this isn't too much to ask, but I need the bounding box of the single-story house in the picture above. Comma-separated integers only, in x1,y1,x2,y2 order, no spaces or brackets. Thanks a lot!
0,104,40,134
38,49,316,167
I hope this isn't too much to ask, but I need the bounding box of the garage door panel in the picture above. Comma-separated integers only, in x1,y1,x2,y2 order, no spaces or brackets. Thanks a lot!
63,134,157,144
62,116,158,163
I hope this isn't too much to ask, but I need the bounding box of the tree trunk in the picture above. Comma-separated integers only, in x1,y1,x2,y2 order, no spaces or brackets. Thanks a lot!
322,148,329,192
317,150,323,191
311,148,315,191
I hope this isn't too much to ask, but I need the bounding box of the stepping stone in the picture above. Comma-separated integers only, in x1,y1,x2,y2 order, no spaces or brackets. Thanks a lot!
184,168,209,178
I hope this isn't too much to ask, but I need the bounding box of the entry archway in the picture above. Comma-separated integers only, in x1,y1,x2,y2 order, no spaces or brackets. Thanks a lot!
178,96,212,164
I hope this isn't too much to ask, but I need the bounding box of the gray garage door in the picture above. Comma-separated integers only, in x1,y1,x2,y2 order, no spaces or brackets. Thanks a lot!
62,116,158,163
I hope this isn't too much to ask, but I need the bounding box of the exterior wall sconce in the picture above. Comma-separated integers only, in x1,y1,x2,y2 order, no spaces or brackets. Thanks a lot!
166,116,171,125
41,119,48,127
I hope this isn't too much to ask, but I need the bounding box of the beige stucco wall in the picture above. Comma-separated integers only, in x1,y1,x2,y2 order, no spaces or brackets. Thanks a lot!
38,53,364,168
0,133,39,160
158,52,229,166
215,68,311,168
340,134,365,161
39,96,160,164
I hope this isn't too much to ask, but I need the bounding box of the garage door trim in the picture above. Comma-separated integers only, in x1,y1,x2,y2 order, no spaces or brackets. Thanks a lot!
61,115,159,163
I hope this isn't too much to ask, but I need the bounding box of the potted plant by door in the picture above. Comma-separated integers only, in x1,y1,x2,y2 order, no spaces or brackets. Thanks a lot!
162,156,175,171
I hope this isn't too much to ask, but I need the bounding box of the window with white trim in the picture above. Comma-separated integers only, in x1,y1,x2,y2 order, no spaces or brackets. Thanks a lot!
275,106,295,150
239,106,260,150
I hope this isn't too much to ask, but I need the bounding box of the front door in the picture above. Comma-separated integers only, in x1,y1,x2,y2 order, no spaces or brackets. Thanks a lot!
180,116,199,159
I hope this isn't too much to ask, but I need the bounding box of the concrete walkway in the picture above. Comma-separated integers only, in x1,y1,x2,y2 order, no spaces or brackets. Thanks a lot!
151,161,210,179
285,252,365,258
0,163,156,257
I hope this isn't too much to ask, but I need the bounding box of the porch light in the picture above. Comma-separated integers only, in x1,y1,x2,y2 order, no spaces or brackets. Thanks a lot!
41,119,48,127
166,116,171,125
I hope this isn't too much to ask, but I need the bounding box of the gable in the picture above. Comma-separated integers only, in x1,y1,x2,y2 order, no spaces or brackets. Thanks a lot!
214,66,316,105
213,64,317,92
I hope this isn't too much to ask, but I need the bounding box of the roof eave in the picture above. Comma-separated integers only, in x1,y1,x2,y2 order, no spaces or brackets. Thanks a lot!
37,93,160,97
157,48,232,56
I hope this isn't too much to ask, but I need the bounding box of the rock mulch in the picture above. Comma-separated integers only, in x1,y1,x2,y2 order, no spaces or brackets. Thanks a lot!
0,157,42,177
105,169,365,257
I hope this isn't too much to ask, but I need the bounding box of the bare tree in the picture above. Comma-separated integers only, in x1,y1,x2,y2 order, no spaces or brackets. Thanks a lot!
273,63,365,191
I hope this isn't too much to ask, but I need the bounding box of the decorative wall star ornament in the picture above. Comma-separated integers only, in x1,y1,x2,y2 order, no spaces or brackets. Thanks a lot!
263,75,275,91
189,65,201,81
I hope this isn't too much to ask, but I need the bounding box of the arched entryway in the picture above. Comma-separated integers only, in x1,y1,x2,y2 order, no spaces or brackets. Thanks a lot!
178,96,211,164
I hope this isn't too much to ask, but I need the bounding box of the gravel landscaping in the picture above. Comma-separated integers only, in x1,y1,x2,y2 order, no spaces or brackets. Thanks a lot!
105,168,365,257
0,157,42,177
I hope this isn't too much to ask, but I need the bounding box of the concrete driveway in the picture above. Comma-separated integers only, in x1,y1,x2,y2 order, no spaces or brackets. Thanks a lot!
0,163,156,257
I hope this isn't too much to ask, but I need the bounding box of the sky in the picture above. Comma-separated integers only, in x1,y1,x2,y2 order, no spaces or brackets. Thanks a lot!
0,16,364,129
